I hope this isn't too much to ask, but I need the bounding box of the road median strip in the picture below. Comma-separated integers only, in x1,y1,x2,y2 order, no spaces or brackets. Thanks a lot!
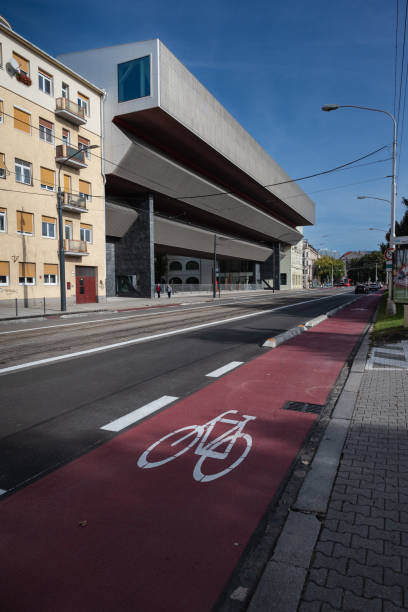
262,297,358,348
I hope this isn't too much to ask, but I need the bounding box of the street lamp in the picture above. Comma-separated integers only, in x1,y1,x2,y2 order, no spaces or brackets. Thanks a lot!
357,195,391,205
57,144,99,311
322,105,397,246
369,227,388,232
322,104,397,311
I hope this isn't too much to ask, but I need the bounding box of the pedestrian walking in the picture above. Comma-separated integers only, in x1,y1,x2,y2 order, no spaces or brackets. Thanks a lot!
167,283,172,299
156,283,161,298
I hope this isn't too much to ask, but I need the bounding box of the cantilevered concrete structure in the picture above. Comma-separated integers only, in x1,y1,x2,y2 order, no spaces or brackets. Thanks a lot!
59,40,315,297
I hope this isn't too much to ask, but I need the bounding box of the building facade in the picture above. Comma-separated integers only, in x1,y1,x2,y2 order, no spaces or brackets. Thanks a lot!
303,239,319,288
59,40,315,298
279,235,304,290
0,16,105,304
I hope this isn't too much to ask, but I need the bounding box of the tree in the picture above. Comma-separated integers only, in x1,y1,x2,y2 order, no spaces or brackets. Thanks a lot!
313,256,345,284
384,197,408,246
346,251,385,284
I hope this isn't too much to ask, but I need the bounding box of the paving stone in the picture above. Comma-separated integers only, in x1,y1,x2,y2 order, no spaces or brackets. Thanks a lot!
308,568,328,586
366,549,401,572
384,568,408,588
383,602,408,612
298,602,322,612
338,520,368,537
347,559,383,582
320,529,351,547
333,543,366,564
326,569,363,596
369,526,401,545
343,590,382,612
303,583,343,608
312,552,347,574
364,579,402,606
316,541,335,556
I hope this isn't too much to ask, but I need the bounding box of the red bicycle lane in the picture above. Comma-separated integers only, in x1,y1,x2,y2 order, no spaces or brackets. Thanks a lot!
0,295,380,612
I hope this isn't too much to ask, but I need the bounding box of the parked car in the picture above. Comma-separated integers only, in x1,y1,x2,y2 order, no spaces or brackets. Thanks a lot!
355,284,368,294
368,283,380,292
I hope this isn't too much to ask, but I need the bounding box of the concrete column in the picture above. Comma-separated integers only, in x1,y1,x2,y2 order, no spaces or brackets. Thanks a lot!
114,194,155,298
274,242,281,290
105,241,116,297
260,242,280,290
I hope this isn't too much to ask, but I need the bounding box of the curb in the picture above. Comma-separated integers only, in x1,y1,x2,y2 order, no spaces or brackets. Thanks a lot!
262,297,358,348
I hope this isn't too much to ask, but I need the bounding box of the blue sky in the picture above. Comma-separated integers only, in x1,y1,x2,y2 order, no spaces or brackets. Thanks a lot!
2,0,405,255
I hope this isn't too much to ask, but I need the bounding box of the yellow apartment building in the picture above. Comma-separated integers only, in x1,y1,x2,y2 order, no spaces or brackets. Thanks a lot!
0,15,105,305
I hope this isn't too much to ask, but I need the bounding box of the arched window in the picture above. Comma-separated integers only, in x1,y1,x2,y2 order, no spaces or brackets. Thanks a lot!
170,277,182,284
169,261,182,271
186,277,199,284
186,260,199,270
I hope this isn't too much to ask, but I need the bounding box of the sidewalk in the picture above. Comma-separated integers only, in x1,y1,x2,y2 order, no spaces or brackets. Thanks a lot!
248,318,408,610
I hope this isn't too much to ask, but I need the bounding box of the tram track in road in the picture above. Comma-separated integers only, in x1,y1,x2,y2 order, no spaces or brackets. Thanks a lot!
0,291,354,371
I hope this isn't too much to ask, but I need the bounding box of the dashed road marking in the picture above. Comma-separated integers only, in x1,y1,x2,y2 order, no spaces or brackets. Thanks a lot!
101,396,179,432
206,361,244,378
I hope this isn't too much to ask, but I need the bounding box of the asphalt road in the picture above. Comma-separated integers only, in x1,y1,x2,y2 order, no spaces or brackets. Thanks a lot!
0,288,354,496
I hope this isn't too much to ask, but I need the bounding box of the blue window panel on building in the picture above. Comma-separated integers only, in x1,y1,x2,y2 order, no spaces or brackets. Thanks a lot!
118,56,150,102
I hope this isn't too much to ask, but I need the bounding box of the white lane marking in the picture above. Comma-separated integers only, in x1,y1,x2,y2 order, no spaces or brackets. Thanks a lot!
101,396,178,432
0,294,354,375
206,361,244,378
0,291,351,336
0,489,7,495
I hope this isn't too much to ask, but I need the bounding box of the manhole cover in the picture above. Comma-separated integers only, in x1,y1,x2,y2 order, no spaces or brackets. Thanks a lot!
282,401,323,414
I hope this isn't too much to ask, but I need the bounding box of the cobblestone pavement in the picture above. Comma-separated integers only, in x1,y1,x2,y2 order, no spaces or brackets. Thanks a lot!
299,368,408,612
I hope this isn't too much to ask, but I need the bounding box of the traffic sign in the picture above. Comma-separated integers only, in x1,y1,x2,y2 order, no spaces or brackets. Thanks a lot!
393,236,408,245
386,261,393,269
384,247,395,261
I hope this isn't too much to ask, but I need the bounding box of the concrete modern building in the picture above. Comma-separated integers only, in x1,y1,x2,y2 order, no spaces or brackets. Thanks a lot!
59,39,315,297
303,239,319,288
0,16,106,303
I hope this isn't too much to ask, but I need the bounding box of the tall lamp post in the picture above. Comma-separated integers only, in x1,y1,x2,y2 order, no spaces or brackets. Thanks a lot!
57,144,99,311
322,104,397,310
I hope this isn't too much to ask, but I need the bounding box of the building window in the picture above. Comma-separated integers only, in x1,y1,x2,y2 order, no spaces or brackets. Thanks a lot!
12,52,29,77
65,221,72,240
62,82,69,99
42,216,56,238
80,223,92,243
62,128,70,145
78,136,91,159
0,208,6,232
17,210,33,235
118,56,150,102
14,107,31,133
280,273,287,285
78,179,91,201
186,277,199,284
0,262,9,286
77,93,89,116
0,99,3,123
38,70,53,95
15,159,32,185
169,261,182,271
169,277,182,284
40,167,55,191
19,262,35,285
186,260,199,270
0,153,6,179
0,43,2,69
39,118,54,144
44,264,58,285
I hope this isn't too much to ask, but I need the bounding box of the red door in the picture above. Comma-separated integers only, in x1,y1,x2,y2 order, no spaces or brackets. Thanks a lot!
75,266,97,303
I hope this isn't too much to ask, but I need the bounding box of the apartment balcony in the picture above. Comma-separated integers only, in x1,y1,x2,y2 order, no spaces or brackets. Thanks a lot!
64,239,89,256
61,192,88,214
56,144,87,169
55,97,86,126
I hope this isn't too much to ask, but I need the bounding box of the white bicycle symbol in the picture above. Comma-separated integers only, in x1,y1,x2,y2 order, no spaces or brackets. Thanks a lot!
137,410,256,483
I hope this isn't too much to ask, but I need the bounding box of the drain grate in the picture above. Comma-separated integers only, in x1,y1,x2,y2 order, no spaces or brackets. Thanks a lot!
282,401,324,414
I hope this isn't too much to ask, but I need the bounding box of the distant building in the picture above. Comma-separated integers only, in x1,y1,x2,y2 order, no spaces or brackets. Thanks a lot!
0,16,105,303
303,239,319,288
279,234,304,290
340,251,370,264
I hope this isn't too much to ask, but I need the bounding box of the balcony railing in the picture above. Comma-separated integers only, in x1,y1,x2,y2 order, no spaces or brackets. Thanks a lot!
55,97,86,126
55,144,87,169
64,239,88,256
61,192,88,213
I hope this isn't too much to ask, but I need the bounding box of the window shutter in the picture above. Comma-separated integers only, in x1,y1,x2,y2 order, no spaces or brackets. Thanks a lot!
42,216,55,224
17,211,33,233
14,107,30,133
79,180,90,195
12,52,29,75
39,118,53,130
78,136,89,146
0,154,6,170
80,223,92,230
19,262,35,277
0,261,9,276
40,167,55,188
44,263,58,275
63,174,71,193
